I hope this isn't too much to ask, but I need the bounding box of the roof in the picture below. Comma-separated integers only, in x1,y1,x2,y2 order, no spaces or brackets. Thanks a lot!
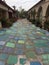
27,0,42,12
0,0,15,12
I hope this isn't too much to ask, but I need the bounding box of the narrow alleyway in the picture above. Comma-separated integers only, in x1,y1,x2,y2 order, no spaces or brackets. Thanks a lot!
0,19,49,65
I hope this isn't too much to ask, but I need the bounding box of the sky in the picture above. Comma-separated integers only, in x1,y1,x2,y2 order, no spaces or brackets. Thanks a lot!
5,0,40,11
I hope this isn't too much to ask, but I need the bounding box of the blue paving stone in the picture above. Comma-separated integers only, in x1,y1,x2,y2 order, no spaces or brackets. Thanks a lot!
9,35,14,39
3,47,14,54
0,61,5,65
0,54,8,60
35,48,43,54
16,44,24,49
0,28,6,31
15,49,24,55
15,37,26,41
0,35,9,41
7,64,13,65
30,61,41,65
43,48,49,53
0,41,6,45
0,31,5,35
0,45,3,49
14,37,19,41
47,43,49,45
46,31,49,36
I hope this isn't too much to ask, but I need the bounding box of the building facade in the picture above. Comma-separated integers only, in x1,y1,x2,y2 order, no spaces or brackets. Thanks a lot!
27,0,49,28
0,0,16,20
0,0,17,28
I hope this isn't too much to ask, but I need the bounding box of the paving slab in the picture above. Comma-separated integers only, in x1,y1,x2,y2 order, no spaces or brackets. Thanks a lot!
0,19,49,65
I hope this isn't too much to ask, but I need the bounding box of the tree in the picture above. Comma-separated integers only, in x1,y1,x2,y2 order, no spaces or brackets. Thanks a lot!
30,9,36,24
19,9,27,18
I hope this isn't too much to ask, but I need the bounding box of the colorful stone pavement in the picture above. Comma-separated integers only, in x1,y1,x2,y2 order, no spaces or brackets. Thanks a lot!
0,19,49,65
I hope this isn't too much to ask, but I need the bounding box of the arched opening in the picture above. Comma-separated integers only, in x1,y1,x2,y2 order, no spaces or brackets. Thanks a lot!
37,6,43,20
44,5,49,31
36,6,43,28
29,9,36,24
32,9,36,19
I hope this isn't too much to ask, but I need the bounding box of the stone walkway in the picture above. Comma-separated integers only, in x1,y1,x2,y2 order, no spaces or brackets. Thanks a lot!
0,19,49,65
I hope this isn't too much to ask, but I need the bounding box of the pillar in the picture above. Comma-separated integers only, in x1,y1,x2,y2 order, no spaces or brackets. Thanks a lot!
30,13,32,19
0,22,2,29
6,11,9,19
42,16,45,29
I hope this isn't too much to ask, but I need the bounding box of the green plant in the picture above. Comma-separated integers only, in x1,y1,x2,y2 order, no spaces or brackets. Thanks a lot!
0,18,14,28
32,19,36,24
1,18,7,27
30,19,35,24
30,9,36,20
44,20,49,31
6,22,12,27
35,18,42,28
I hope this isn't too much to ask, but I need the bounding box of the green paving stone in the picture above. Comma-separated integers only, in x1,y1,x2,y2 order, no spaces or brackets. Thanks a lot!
9,39,16,43
7,55,18,64
34,43,48,47
41,55,48,60
33,40,48,44
6,30,12,34
29,37,36,40
26,51,36,59
43,60,49,64
18,40,25,44
6,42,15,48
0,54,8,60
26,45,33,49
20,58,26,65
47,54,49,60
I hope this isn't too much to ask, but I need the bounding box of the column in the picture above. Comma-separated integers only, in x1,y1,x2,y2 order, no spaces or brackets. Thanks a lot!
6,11,9,19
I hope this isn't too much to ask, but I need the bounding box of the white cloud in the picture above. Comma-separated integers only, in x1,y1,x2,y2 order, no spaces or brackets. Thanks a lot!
5,0,40,11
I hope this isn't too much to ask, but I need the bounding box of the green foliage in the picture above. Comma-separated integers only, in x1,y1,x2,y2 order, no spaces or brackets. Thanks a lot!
31,9,36,19
44,20,49,31
30,10,36,19
0,18,14,28
6,22,12,28
35,18,42,28
19,9,27,18
29,19,35,24
29,18,42,28
10,18,15,23
1,18,7,27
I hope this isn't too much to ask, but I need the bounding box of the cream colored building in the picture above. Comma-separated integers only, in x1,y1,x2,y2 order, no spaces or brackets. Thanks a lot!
28,0,49,28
